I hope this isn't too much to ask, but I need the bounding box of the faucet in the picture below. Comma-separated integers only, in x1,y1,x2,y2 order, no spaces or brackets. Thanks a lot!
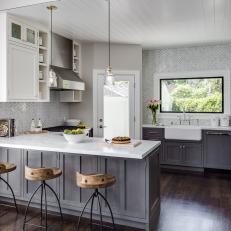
177,115,182,125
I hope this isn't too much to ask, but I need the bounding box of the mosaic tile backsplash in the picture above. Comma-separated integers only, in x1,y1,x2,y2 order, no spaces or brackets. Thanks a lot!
142,43,231,124
0,92,70,133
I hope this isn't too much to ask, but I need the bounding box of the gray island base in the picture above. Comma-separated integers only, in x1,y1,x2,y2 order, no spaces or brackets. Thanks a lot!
0,135,161,231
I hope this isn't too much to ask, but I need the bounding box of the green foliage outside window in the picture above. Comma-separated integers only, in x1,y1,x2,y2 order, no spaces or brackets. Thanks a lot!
160,77,223,113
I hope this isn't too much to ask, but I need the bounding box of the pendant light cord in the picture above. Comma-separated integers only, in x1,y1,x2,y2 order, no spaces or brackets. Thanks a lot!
50,8,53,67
108,0,111,68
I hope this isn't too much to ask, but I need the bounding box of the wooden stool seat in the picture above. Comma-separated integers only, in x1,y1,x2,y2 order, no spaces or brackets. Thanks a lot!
0,162,16,174
76,172,116,189
25,166,62,181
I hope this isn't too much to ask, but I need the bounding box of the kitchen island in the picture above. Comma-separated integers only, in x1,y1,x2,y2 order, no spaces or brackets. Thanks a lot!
0,134,161,231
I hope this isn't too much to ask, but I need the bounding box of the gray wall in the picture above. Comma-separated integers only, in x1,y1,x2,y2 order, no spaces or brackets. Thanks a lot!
0,92,69,133
143,43,231,124
70,42,142,126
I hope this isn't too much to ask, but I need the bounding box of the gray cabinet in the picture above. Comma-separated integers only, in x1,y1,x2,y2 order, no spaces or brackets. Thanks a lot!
183,143,203,167
204,130,231,170
143,127,165,163
23,150,60,203
163,141,203,167
60,154,99,211
0,147,23,198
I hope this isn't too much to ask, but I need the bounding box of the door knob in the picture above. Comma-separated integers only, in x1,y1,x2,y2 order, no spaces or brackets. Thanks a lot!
99,125,107,128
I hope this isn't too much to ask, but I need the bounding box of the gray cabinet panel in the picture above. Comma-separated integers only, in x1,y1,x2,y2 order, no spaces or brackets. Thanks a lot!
0,148,23,197
143,127,165,163
60,154,80,205
183,143,203,167
204,131,231,170
100,158,124,215
142,128,164,140
164,142,183,165
124,159,146,219
163,141,202,167
60,154,98,210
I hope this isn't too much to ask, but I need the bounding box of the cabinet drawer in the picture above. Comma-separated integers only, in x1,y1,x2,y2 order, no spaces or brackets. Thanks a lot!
143,128,164,140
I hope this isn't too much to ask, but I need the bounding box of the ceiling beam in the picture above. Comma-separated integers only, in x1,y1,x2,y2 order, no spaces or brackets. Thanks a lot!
0,0,60,11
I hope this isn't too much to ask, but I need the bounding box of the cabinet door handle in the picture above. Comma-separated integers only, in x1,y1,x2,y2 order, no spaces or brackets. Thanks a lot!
206,132,231,136
147,131,159,134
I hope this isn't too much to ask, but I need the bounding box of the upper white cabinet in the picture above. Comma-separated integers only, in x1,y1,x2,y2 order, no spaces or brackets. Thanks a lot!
0,13,50,102
9,18,38,47
8,43,38,100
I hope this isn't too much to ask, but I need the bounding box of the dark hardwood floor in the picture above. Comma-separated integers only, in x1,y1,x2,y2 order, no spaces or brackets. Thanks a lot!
1,171,231,231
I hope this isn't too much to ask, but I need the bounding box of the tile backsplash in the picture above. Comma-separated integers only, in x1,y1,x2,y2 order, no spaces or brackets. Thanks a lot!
143,43,231,125
0,92,70,133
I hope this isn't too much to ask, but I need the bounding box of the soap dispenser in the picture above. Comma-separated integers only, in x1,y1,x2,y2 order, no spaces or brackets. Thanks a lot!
30,119,35,132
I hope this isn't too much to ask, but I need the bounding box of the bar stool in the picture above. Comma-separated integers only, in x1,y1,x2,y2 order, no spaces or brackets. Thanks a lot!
76,172,116,231
0,162,18,216
23,166,63,230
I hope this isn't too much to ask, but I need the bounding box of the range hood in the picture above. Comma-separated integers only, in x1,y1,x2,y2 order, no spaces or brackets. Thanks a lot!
51,65,85,91
50,33,85,91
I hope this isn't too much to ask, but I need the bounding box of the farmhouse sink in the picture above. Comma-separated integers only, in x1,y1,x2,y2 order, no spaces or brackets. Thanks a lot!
164,125,202,141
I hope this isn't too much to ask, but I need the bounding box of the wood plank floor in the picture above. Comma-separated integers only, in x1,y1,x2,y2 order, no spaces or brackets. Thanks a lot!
1,171,231,231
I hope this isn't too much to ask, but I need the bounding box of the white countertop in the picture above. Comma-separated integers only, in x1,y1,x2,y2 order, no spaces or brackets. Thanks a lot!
0,133,161,160
143,124,231,131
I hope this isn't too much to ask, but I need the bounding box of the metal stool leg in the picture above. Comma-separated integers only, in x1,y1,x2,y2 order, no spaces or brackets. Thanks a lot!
23,183,43,230
44,182,63,222
40,183,44,225
96,190,103,231
76,192,95,231
98,191,115,230
44,182,48,231
0,176,18,213
90,191,96,231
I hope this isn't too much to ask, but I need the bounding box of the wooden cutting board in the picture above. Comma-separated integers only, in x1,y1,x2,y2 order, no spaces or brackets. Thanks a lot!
109,140,142,147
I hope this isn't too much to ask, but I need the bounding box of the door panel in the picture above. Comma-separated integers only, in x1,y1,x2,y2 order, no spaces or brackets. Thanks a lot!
8,43,38,100
183,143,203,167
96,73,135,139
164,142,183,165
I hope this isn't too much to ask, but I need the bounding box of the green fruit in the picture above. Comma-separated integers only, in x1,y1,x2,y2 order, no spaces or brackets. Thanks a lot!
64,129,84,135
64,129,72,134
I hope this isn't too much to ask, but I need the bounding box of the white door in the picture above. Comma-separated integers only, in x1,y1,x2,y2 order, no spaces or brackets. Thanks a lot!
94,72,136,139
8,43,38,100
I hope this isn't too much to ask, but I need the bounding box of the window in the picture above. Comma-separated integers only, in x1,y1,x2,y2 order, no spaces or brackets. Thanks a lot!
160,77,224,113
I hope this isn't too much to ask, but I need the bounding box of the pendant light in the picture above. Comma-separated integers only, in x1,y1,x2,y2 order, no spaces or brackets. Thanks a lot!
47,5,57,88
105,0,115,86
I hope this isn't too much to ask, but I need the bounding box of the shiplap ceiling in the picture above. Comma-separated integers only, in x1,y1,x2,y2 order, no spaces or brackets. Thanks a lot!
7,0,231,48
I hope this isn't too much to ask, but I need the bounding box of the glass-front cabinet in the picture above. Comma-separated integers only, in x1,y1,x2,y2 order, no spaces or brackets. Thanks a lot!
9,19,37,47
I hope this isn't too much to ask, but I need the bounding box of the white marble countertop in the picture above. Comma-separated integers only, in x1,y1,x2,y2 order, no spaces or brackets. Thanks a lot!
0,133,161,160
143,124,231,131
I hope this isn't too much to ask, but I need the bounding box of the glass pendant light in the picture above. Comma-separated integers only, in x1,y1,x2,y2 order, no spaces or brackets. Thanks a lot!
47,5,58,88
105,0,115,86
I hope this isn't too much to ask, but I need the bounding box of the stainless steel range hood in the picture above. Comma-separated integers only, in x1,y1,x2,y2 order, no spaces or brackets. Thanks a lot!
50,33,85,91
51,65,85,91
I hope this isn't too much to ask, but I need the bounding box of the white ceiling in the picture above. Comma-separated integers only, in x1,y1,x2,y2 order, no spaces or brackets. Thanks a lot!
7,0,231,48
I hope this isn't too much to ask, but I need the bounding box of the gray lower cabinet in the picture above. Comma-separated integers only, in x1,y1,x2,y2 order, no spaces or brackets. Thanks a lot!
143,127,165,163
0,147,23,198
0,147,160,231
163,141,203,167
60,154,99,211
204,130,231,170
